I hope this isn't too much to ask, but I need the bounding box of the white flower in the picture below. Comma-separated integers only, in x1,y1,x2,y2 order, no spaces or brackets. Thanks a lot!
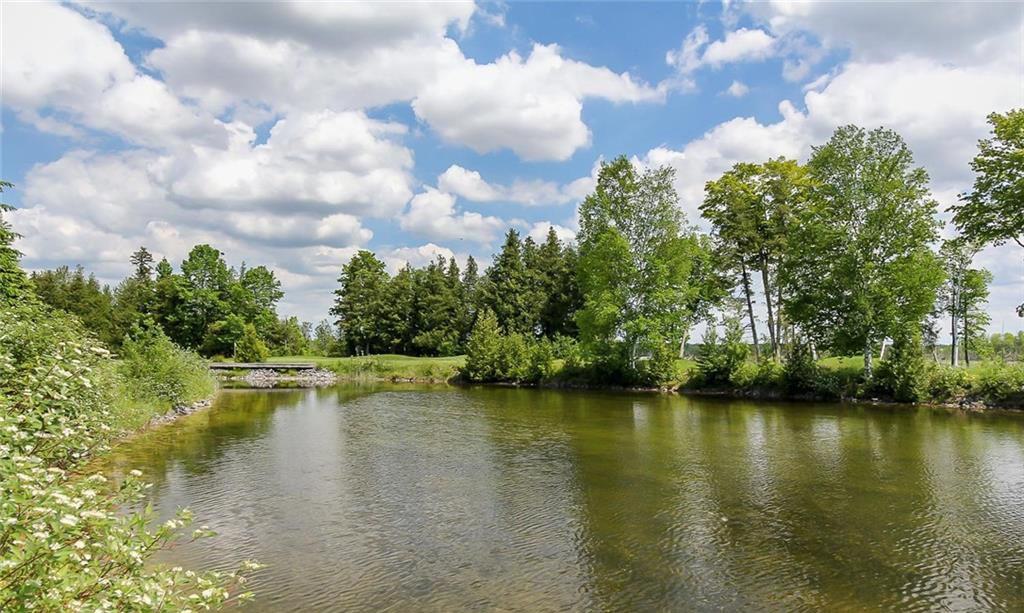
59,514,79,527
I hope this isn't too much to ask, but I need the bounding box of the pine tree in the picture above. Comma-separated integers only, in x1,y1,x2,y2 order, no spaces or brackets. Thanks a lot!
331,250,390,355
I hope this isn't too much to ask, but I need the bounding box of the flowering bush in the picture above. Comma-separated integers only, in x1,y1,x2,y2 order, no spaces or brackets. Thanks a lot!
1,301,258,610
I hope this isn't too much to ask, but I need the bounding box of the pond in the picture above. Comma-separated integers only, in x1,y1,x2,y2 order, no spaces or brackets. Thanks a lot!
105,385,1024,611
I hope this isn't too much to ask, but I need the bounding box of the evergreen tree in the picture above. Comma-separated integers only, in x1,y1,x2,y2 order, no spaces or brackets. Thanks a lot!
0,182,32,305
331,250,390,355
481,229,533,335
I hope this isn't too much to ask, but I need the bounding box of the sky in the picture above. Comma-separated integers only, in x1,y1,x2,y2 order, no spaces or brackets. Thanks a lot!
1,1,1022,334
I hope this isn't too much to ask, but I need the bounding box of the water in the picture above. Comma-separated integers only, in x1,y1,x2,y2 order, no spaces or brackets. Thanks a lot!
105,385,1024,611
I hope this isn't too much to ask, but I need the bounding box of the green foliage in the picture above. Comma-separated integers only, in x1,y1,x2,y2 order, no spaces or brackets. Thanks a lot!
1,300,256,610
952,109,1024,251
973,362,1024,403
925,365,971,402
0,184,33,305
331,250,391,355
702,158,808,359
463,309,504,382
235,323,270,363
462,309,554,384
119,325,214,408
780,125,944,376
576,156,712,384
694,318,749,387
31,266,117,346
876,328,928,402
783,340,820,395
480,229,535,335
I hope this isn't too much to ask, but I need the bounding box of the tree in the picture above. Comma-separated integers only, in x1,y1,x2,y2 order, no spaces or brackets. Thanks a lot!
410,255,462,355
129,246,155,281
331,250,389,355
937,239,992,367
463,308,504,382
481,229,534,335
31,266,116,346
532,227,582,338
233,265,283,336
235,322,270,362
178,245,234,348
702,158,807,360
0,181,32,304
779,126,944,377
576,156,710,383
951,109,1023,316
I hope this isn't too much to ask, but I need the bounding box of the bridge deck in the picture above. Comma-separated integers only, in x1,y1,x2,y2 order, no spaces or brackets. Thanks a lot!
208,362,317,370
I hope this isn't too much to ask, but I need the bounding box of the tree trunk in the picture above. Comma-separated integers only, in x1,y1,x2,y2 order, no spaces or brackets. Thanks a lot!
740,261,760,360
776,284,784,357
759,256,778,360
678,330,688,359
963,313,971,367
950,308,959,367
879,339,888,361
863,341,874,379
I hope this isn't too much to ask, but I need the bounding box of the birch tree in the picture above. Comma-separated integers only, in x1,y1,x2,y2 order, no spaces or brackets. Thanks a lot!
779,126,944,378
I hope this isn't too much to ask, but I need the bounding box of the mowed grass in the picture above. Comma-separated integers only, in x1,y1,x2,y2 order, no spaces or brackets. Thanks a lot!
270,354,465,381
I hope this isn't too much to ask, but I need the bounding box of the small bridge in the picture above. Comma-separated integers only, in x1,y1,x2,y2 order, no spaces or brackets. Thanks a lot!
208,362,318,371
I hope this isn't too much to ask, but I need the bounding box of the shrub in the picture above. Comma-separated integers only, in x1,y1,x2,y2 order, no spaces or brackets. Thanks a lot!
526,337,556,383
783,340,819,394
119,324,214,408
235,323,270,363
876,328,927,402
925,364,970,402
463,309,503,382
694,318,749,387
973,362,1024,403
1,301,257,610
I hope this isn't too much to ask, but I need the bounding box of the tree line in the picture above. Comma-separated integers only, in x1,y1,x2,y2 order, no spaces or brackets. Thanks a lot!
335,112,1021,386
28,244,299,361
14,109,1022,385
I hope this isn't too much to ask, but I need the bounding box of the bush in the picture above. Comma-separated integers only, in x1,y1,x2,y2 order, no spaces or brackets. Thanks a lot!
1,300,257,610
235,323,270,362
463,309,503,382
694,318,749,387
526,337,556,383
973,362,1024,403
783,340,819,394
119,324,214,408
875,328,928,402
926,364,970,402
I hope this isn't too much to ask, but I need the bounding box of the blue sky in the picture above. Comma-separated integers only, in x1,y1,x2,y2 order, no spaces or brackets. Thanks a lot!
2,1,1022,333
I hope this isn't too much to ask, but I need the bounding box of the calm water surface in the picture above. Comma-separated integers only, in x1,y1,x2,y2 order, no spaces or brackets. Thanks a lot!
106,385,1024,611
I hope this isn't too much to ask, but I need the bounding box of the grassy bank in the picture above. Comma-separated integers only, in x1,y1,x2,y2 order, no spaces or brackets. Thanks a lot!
269,354,466,382
267,353,1022,408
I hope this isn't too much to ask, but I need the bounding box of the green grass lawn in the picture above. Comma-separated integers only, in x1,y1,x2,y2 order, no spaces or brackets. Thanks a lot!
269,354,466,381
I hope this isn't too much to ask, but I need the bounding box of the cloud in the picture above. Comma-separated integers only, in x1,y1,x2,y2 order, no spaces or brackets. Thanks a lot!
412,43,663,161
753,0,1023,65
1,2,228,148
399,188,506,245
437,162,598,206
170,110,415,217
725,80,749,98
94,2,661,162
667,25,777,83
382,243,458,274
526,222,576,244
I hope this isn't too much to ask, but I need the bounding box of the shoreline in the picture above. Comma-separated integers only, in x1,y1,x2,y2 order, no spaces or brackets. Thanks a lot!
212,368,1023,412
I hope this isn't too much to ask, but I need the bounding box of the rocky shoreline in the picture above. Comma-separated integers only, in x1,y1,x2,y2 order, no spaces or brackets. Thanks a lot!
219,368,339,387
147,397,214,427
